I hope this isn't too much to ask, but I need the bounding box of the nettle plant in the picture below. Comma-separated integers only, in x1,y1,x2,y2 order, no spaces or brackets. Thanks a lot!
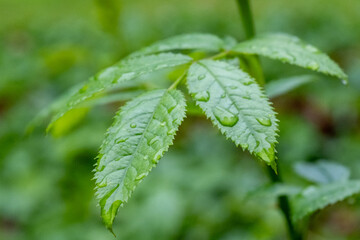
40,0,360,239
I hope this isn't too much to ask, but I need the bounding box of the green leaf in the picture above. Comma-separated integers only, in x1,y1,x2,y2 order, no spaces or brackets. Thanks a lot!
48,53,192,131
294,160,350,184
28,83,84,133
94,89,186,231
232,33,348,82
129,33,225,57
291,180,360,222
82,89,146,107
245,183,301,203
187,60,279,168
265,75,318,98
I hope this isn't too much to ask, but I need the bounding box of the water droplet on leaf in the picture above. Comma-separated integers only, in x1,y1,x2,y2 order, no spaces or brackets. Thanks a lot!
308,61,320,71
193,91,210,102
79,85,88,93
213,107,238,127
149,137,160,146
256,117,272,126
116,137,128,144
243,81,253,86
130,123,137,128
305,44,319,53
167,129,176,135
136,173,147,181
198,74,206,80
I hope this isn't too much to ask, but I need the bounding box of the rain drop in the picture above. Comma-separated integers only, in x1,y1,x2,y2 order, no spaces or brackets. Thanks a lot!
193,91,210,102
213,107,239,127
167,129,176,135
243,81,253,86
136,173,147,181
116,137,128,144
305,44,319,53
79,85,88,93
152,152,162,163
256,117,272,126
149,137,160,146
198,74,206,80
308,61,320,71
130,123,137,128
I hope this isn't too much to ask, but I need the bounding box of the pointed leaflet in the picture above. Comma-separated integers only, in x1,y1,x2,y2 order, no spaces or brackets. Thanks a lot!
187,60,278,168
294,160,350,184
129,33,225,58
94,89,186,230
48,53,192,130
265,75,318,98
291,180,360,222
232,33,348,82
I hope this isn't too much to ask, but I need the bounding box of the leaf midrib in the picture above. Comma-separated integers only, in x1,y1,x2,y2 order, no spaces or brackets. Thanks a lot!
110,90,167,202
197,61,260,145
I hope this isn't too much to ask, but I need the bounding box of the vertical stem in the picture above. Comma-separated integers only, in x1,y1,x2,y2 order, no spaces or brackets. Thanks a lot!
235,0,302,239
268,169,303,240
236,0,265,86
236,0,255,39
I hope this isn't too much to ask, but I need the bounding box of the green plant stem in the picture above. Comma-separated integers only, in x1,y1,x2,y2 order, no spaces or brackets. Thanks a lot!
236,0,255,39
267,168,302,240
168,71,187,90
236,0,265,86
236,0,301,239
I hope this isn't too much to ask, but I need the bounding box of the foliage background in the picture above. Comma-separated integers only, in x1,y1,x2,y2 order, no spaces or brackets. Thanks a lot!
0,0,359,239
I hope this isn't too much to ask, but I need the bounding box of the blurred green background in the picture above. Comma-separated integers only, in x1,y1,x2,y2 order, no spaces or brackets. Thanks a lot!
0,0,360,239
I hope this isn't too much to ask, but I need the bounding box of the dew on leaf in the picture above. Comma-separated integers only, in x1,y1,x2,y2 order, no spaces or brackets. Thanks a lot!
193,91,210,102
198,74,206,80
308,61,320,71
135,173,147,181
130,123,137,128
213,106,239,127
149,137,160,146
167,129,176,135
256,117,272,126
119,72,136,82
79,85,88,93
305,44,320,53
243,81,253,86
116,137,128,144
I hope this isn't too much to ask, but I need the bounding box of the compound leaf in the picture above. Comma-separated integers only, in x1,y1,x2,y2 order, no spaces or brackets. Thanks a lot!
94,89,186,231
291,180,360,222
187,60,278,169
129,33,225,58
232,33,348,82
48,53,192,131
